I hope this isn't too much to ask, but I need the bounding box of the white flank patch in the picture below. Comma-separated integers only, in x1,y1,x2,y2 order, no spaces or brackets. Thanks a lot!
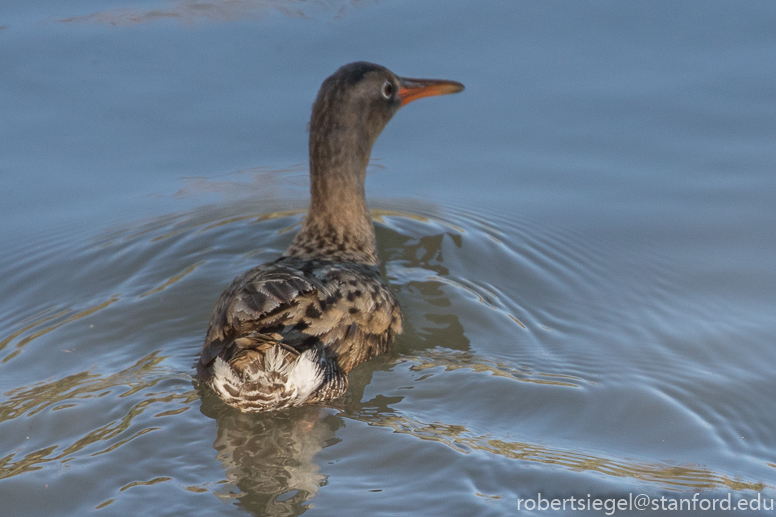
211,356,243,399
288,349,325,405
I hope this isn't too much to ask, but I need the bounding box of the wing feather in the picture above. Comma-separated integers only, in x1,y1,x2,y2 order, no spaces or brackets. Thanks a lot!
199,257,402,382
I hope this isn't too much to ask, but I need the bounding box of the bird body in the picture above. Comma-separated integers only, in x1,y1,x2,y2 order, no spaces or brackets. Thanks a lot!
198,62,463,412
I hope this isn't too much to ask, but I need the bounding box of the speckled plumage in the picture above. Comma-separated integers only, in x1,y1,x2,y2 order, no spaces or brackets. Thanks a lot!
198,62,463,411
199,256,402,410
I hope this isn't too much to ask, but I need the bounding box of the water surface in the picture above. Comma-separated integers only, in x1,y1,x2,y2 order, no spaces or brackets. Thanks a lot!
2,1,776,515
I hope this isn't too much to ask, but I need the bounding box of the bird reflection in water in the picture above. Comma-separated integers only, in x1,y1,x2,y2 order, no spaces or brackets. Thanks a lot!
200,397,343,515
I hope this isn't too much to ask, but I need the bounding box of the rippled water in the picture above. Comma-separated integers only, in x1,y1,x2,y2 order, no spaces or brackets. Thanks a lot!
2,1,776,516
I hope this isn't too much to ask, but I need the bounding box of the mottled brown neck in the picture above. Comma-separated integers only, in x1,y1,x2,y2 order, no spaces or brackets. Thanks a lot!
285,92,379,265
284,175,379,266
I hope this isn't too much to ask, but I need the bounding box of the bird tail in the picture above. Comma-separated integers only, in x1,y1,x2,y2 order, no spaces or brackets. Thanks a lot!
211,344,324,412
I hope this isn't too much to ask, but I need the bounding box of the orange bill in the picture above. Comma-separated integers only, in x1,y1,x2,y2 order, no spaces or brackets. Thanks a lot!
398,77,465,106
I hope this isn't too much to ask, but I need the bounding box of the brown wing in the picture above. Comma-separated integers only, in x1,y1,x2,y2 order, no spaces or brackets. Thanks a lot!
198,257,402,380
303,261,403,371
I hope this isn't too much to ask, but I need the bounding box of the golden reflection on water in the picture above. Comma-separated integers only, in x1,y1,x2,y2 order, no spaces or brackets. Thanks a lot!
350,409,767,493
140,261,205,298
193,394,768,514
373,209,466,234
403,349,584,388
95,204,449,255
97,206,303,248
0,352,197,481
199,211,303,234
0,296,119,363
119,476,173,492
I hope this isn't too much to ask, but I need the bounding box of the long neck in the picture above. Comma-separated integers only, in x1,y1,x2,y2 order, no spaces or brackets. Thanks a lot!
285,113,379,265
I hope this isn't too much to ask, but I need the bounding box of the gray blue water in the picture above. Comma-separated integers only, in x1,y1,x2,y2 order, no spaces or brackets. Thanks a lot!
2,1,776,515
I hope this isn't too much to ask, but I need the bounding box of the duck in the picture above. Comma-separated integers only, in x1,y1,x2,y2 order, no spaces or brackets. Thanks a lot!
197,61,464,412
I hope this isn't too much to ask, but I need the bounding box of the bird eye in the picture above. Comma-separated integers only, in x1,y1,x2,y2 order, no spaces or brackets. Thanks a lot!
381,81,394,100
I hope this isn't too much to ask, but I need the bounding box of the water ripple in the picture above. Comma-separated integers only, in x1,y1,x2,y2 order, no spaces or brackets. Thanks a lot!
0,352,196,481
401,349,584,389
2,196,773,515
350,408,768,492
0,296,119,364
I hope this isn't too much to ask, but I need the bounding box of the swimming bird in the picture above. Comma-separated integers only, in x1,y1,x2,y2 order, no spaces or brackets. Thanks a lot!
197,62,464,412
